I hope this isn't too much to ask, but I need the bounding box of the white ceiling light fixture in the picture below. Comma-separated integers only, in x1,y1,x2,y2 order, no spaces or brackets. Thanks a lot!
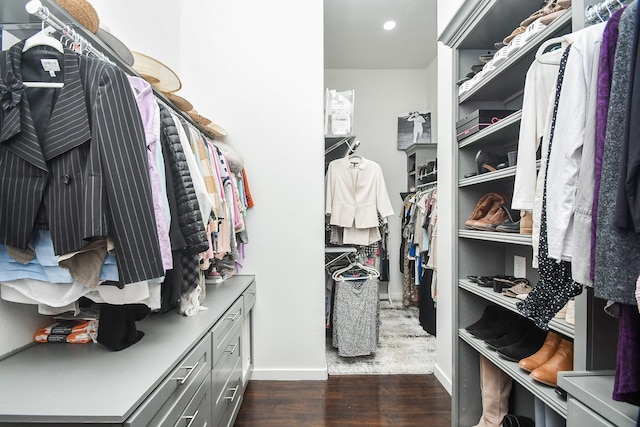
383,20,396,31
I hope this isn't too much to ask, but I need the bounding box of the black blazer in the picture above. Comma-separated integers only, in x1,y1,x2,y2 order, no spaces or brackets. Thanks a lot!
0,41,164,286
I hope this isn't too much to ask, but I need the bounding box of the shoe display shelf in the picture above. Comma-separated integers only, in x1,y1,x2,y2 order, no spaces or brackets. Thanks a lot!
440,0,577,425
458,110,521,150
404,143,437,191
458,9,572,105
459,279,574,338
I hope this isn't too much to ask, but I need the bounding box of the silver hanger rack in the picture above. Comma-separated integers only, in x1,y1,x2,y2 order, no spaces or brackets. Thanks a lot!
585,0,626,24
325,136,359,156
25,0,113,64
416,181,438,190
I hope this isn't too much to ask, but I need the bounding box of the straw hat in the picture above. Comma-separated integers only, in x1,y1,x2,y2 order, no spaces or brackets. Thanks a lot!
55,0,100,33
55,0,134,66
132,51,182,92
204,121,228,138
186,110,212,126
163,92,194,112
187,110,227,138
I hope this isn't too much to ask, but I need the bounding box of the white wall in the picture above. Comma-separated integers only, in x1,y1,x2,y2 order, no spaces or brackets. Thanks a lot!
324,68,434,300
178,0,327,380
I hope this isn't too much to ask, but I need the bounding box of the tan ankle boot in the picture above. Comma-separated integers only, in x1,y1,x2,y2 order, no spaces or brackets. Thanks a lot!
520,210,532,234
518,331,562,372
530,338,573,386
473,354,512,427
466,198,508,231
466,193,505,226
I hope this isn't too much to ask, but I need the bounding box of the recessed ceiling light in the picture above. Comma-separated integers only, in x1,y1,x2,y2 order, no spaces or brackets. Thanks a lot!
383,21,396,31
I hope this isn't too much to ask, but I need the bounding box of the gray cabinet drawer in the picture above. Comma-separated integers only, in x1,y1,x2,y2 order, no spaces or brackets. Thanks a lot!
243,282,256,313
126,334,211,427
211,298,243,366
568,398,616,427
212,356,243,427
173,372,212,427
212,322,242,391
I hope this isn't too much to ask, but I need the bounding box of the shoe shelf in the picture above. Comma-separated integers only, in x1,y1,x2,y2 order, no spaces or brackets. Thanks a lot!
459,329,568,419
459,160,541,187
458,10,572,104
458,229,532,246
459,279,575,338
442,0,580,424
458,110,522,149
459,165,516,187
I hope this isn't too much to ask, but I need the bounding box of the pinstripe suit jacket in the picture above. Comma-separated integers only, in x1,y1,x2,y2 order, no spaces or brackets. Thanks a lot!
0,42,164,285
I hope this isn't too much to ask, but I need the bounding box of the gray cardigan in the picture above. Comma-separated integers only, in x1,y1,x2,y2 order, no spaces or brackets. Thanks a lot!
595,2,640,305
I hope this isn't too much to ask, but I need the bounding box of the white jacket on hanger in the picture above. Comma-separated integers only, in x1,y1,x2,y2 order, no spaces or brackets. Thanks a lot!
512,46,564,267
545,23,605,287
325,156,394,245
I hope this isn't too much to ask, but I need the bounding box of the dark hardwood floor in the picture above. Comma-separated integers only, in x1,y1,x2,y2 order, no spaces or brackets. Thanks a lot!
234,374,451,426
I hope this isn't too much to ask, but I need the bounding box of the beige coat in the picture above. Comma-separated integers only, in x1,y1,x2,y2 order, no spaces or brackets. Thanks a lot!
325,157,394,243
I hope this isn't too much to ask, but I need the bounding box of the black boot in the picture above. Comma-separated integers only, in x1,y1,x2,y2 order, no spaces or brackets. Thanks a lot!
466,305,506,332
485,317,531,350
497,322,547,362
470,309,519,340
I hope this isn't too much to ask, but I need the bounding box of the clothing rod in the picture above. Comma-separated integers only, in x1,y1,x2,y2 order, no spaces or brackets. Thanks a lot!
25,0,112,64
585,0,626,24
325,136,358,155
416,181,437,189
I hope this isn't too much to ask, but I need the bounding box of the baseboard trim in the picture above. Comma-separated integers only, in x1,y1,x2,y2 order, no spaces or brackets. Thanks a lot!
251,367,328,381
434,363,452,395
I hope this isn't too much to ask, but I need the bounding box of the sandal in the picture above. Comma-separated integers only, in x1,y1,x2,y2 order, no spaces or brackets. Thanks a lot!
467,275,498,287
520,0,558,27
479,51,494,63
503,280,533,298
503,26,526,45
538,8,569,25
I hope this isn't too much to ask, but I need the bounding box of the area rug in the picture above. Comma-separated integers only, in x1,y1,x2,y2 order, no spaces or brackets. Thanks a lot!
326,301,437,375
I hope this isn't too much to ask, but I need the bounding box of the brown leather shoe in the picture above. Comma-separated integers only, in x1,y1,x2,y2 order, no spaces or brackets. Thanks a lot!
466,193,504,224
466,203,509,231
518,331,562,372
530,338,573,386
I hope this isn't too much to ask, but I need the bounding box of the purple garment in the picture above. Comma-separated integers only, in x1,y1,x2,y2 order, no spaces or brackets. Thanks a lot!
591,7,626,280
127,76,173,271
613,304,640,406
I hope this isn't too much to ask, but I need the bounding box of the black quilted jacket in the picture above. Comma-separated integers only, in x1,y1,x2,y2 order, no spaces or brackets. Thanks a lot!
158,104,209,255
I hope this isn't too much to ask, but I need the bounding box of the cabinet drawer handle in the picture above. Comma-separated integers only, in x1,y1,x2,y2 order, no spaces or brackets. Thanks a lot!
174,362,199,385
225,342,239,354
225,311,241,321
177,410,198,427
223,385,239,402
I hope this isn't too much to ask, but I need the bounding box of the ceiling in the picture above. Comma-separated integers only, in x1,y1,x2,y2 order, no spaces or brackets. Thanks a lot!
324,0,438,69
